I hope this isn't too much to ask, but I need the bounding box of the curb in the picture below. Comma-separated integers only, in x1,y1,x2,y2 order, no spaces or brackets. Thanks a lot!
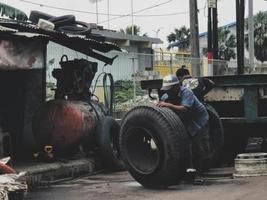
14,158,97,188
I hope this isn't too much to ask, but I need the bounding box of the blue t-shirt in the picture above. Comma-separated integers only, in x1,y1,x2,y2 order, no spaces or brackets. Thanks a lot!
161,86,209,136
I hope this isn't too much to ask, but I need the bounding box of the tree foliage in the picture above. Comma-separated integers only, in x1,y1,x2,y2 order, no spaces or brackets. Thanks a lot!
167,26,190,50
203,28,236,61
119,25,141,36
218,28,236,60
245,11,267,63
114,80,143,104
0,3,28,21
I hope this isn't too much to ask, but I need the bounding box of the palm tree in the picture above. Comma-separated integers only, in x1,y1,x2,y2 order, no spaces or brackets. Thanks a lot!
203,28,236,61
0,3,28,21
218,28,236,61
119,25,141,36
245,11,267,64
167,26,190,50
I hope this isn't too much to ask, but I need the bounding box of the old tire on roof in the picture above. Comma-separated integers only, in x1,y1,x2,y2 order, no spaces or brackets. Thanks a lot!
96,116,125,172
29,10,55,24
206,104,224,168
58,21,91,36
49,15,76,29
120,106,190,189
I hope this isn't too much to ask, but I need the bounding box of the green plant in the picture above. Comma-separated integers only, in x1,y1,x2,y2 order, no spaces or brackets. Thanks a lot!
167,26,190,50
0,3,28,21
114,80,143,104
245,11,267,63
119,25,141,35
202,28,236,61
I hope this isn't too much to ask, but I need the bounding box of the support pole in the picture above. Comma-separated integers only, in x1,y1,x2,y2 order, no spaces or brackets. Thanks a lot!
212,0,218,60
131,56,136,103
207,5,213,75
107,0,110,29
236,0,245,75
248,0,254,72
189,0,200,76
96,0,99,25
240,0,245,73
131,0,134,35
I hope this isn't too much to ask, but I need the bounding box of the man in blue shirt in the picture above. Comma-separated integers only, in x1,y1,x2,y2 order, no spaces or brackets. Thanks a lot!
157,74,211,176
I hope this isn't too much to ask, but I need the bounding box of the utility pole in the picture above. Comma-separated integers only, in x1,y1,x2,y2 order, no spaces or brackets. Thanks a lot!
212,0,218,60
189,0,200,76
131,0,134,35
207,6,213,75
96,0,99,25
107,0,110,29
248,0,254,72
236,0,245,75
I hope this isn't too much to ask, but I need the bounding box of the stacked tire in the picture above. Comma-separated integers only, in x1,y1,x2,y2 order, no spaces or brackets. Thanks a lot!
96,117,125,172
29,11,91,36
205,104,224,168
119,106,190,189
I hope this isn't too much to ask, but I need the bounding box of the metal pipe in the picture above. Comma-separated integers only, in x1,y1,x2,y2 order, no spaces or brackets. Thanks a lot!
212,0,218,60
208,7,213,76
131,0,134,35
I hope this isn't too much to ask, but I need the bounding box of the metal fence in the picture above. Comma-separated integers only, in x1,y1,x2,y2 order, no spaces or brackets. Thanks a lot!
46,42,267,112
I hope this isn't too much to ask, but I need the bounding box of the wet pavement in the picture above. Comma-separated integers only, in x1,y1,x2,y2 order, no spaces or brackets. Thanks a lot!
25,170,267,200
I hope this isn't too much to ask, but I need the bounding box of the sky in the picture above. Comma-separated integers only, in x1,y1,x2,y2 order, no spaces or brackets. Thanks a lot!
1,0,267,46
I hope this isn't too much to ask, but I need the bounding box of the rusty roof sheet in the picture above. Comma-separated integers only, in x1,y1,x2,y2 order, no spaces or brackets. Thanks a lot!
0,19,121,65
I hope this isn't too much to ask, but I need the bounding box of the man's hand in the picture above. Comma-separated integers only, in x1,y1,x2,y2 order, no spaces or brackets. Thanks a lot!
157,101,173,108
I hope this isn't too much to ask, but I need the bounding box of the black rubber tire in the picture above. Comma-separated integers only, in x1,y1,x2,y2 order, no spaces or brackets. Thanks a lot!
120,106,190,189
49,15,76,29
58,21,91,35
29,10,55,24
222,124,249,165
206,104,224,168
96,116,125,172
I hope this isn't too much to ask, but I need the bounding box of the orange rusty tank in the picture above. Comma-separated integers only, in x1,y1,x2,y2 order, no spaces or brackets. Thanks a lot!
33,100,102,151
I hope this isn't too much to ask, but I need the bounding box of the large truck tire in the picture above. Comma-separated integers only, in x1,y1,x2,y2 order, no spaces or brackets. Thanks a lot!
205,104,224,168
49,15,76,29
58,21,91,35
96,116,125,172
29,10,55,24
120,106,190,189
222,124,249,165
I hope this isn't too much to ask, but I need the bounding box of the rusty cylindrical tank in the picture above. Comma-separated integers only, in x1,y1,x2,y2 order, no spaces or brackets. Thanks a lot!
32,100,103,152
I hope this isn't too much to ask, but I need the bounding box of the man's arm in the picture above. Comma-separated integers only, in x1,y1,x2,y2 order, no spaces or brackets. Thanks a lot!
157,101,188,113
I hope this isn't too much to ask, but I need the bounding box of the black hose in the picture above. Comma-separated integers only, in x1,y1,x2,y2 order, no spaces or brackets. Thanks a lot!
91,72,115,116
103,73,114,116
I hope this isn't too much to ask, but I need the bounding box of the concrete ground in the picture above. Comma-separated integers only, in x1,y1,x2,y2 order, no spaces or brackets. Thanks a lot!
25,170,267,200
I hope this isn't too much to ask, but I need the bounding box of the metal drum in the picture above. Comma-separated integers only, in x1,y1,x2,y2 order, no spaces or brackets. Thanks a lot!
33,100,102,151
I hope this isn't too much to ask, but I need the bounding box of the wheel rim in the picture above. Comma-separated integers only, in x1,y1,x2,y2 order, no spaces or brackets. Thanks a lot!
125,127,160,175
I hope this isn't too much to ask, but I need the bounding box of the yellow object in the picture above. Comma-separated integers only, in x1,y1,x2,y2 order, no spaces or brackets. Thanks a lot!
153,50,192,77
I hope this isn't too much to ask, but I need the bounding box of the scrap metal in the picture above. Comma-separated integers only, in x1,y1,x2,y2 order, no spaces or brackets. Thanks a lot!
0,19,121,65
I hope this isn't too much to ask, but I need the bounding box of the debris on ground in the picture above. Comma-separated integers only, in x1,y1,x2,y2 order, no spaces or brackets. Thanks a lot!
0,157,27,200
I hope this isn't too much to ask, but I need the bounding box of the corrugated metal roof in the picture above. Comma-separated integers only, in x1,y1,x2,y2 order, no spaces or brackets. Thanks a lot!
0,19,121,65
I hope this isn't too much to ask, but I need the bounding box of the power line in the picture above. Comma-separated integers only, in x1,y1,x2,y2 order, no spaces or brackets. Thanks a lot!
19,0,120,16
99,0,174,24
18,0,187,19
135,7,205,17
